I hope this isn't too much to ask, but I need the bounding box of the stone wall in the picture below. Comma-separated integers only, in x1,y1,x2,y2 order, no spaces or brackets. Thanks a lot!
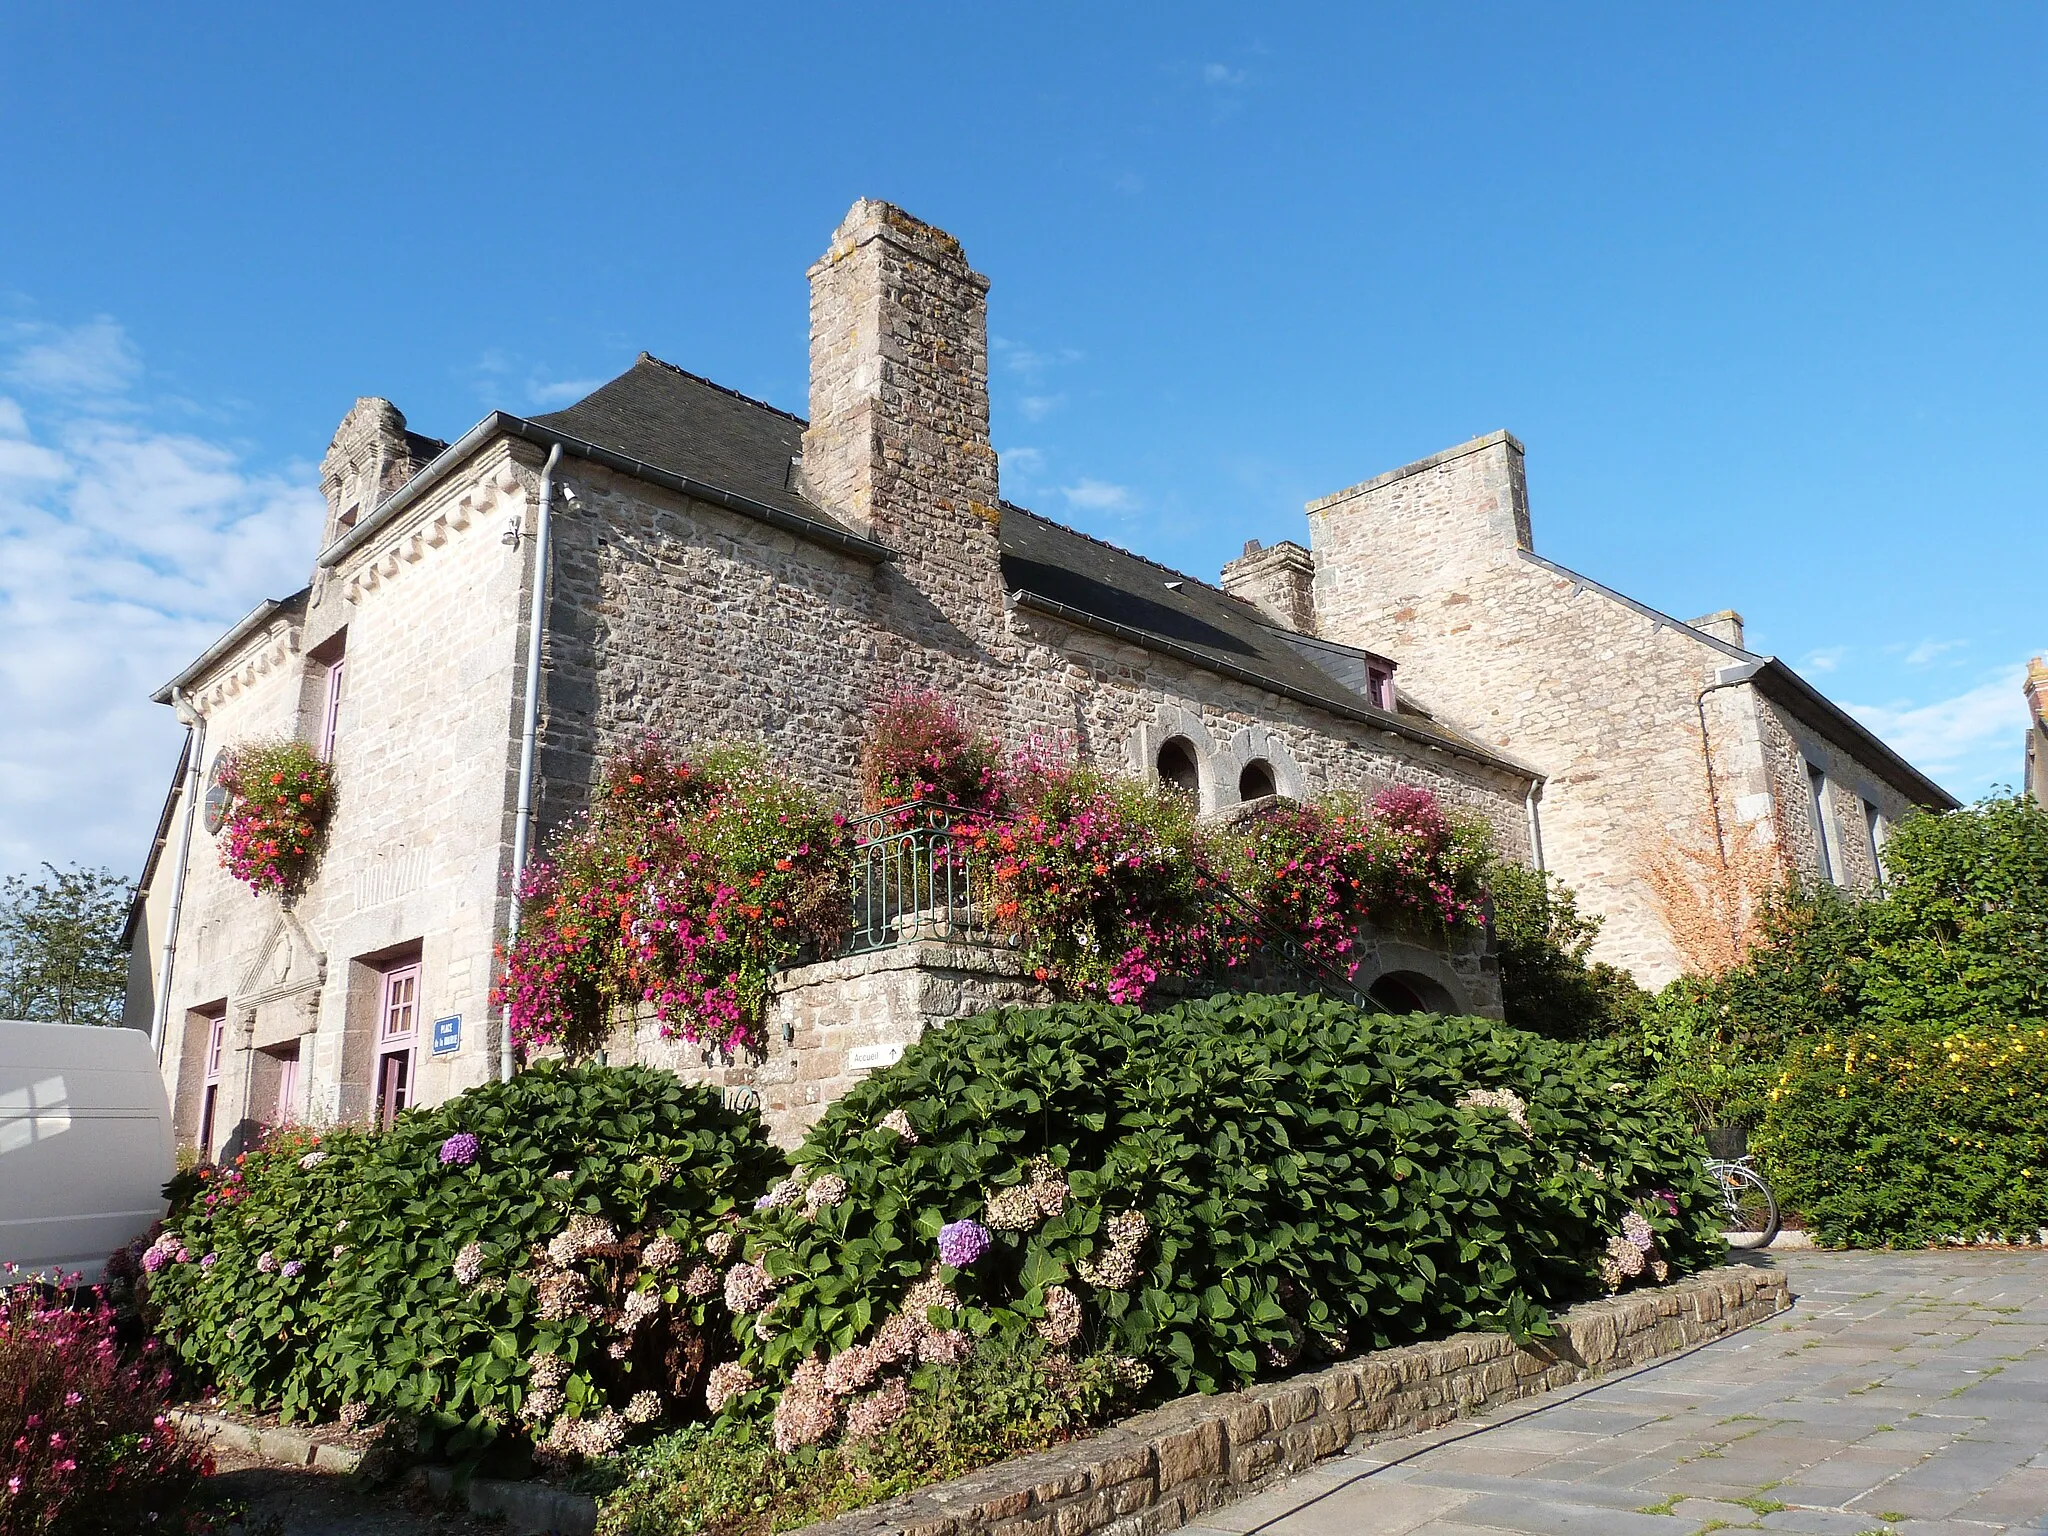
612,942,1053,1147
1305,431,1925,984
149,440,538,1155
794,1264,1792,1536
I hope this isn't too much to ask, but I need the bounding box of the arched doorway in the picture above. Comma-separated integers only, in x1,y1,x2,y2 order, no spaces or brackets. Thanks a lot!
1156,736,1201,795
1368,970,1459,1016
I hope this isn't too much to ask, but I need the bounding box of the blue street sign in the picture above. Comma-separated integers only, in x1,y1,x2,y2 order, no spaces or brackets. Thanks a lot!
431,1015,462,1055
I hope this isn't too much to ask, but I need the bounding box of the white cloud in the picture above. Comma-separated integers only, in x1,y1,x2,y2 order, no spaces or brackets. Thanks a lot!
1799,645,1847,674
467,349,609,412
1018,393,1066,421
1844,662,2039,798
1202,63,1247,87
4,318,143,398
0,323,322,877
1902,637,1968,668
991,338,1083,381
1060,478,1139,513
525,376,604,407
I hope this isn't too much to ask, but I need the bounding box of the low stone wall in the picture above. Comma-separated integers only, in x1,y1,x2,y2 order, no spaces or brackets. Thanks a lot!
612,941,1052,1147
794,1264,1791,1536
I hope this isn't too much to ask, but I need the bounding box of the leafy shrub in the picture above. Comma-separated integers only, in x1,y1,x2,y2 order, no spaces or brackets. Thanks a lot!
1,1284,214,1535
500,742,851,1057
144,1065,783,1459
1755,1022,2048,1247
715,995,1722,1445
590,1340,1124,1536
217,736,334,896
131,1126,365,1416
858,690,1006,821
1488,864,1650,1043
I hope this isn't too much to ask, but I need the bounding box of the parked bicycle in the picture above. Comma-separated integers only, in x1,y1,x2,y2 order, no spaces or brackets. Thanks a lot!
1705,1155,1781,1250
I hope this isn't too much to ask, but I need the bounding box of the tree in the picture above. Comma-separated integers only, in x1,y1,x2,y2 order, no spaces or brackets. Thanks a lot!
0,863,135,1027
1488,863,1650,1041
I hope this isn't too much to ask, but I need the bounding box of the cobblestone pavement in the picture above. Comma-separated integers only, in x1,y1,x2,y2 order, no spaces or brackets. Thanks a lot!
1186,1251,2048,1536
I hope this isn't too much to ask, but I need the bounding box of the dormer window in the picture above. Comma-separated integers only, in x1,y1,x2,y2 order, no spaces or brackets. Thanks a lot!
1366,664,1395,711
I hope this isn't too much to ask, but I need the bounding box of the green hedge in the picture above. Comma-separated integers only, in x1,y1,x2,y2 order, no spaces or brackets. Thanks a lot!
144,1063,782,1456
717,995,1724,1445
1756,1021,2048,1247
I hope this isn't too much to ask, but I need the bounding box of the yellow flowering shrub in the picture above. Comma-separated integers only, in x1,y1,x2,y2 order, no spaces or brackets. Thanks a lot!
1755,1020,2048,1247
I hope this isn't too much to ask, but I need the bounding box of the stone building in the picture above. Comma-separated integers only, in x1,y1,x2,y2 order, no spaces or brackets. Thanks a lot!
1228,430,1957,984
2023,658,2048,809
123,201,1540,1154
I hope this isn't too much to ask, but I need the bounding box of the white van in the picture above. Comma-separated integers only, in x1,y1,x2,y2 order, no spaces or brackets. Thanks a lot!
1,1020,173,1284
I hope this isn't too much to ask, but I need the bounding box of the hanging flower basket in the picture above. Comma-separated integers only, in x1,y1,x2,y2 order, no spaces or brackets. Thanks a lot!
217,737,336,897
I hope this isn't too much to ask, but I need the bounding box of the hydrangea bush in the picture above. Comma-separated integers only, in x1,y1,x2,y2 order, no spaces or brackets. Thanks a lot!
141,1065,783,1459
498,743,851,1059
131,1126,365,1418
1,1280,215,1535
711,995,1724,1447
216,737,335,897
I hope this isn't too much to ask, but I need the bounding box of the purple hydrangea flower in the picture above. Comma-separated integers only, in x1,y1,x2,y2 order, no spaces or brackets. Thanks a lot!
200,1253,218,1269
281,1260,304,1278
140,1248,167,1275
439,1133,481,1166
937,1219,992,1268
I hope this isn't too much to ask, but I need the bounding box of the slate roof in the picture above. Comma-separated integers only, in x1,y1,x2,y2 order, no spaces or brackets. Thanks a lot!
532,354,856,535
1000,508,1394,716
510,356,1519,766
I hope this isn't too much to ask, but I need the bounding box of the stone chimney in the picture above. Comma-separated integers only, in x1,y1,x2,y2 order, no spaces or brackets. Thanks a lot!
800,202,1001,625
1222,538,1318,634
1690,610,1747,649
319,398,415,546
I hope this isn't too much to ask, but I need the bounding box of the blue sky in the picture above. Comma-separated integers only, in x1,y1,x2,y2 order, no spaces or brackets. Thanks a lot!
2,4,2042,876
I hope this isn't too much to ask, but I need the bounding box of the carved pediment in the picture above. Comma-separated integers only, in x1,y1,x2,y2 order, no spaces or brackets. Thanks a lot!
233,907,328,1009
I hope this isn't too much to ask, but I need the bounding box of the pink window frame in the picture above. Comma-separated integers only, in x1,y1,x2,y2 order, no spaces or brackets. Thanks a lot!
374,961,420,1130
272,1046,301,1125
198,1012,226,1152
318,655,345,761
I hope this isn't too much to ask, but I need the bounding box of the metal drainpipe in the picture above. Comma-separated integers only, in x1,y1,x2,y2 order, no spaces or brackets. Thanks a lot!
501,444,563,1082
151,690,207,1061
1523,780,1545,873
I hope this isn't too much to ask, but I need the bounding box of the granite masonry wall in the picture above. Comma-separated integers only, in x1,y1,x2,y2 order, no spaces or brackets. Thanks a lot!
138,202,1534,1145
1305,431,1921,984
145,429,542,1154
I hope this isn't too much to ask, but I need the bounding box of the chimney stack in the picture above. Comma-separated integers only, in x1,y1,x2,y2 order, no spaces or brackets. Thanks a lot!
1690,610,1747,650
1222,539,1318,633
801,201,999,570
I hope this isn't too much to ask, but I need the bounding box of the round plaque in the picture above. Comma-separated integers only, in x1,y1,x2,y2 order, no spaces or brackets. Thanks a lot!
203,751,234,836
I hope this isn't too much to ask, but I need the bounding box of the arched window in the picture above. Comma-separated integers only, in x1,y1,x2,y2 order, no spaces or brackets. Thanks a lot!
1238,759,1277,801
1156,736,1201,795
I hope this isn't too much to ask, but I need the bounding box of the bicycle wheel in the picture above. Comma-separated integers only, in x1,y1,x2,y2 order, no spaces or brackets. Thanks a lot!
1719,1164,1781,1250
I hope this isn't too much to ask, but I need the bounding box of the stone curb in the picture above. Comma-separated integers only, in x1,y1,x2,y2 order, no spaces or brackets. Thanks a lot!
167,1409,596,1534
410,1465,598,1536
788,1263,1793,1536
166,1409,389,1477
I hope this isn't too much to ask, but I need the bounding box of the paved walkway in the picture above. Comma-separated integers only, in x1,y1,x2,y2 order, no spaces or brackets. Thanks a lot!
1187,1251,2048,1536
